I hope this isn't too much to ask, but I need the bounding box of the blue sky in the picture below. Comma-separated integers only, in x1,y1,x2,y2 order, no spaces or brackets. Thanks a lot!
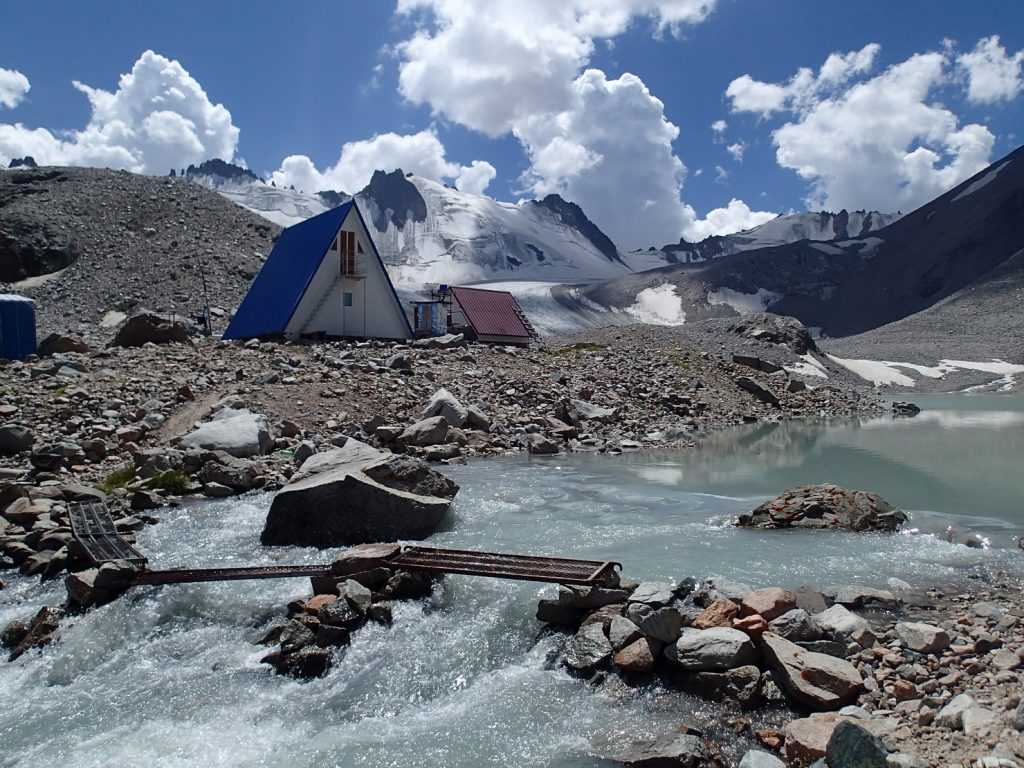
1,1,1022,249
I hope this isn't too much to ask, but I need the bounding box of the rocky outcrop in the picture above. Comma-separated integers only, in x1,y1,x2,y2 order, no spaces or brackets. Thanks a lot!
261,439,458,547
737,484,907,532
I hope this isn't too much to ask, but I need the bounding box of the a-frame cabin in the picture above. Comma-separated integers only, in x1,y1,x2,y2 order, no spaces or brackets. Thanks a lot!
223,201,412,342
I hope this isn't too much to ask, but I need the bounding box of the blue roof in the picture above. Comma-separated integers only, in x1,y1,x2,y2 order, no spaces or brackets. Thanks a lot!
223,202,354,339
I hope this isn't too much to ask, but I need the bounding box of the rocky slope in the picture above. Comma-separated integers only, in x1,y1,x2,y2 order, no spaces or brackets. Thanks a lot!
0,167,279,341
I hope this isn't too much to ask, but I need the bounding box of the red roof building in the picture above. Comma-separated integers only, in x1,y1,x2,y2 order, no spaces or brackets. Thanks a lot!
448,286,538,345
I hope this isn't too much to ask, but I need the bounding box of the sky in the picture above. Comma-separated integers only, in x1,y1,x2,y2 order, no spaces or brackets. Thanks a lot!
1,1,1023,250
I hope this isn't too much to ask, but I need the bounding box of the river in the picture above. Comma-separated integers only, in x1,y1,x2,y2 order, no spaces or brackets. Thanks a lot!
1,395,1021,767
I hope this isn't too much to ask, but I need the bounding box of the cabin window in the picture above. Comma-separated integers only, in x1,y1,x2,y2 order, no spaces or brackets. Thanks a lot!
343,292,353,307
340,230,357,274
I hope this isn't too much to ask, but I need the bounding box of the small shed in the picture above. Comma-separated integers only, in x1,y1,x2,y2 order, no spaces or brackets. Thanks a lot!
0,294,37,360
223,201,412,342
448,286,537,345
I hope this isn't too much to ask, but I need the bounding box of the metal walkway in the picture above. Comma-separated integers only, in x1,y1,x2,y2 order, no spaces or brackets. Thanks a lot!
68,503,621,588
68,501,148,566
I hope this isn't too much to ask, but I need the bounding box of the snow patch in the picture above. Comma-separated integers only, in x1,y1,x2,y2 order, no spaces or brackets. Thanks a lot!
809,242,844,255
624,284,686,326
826,354,917,386
785,353,829,379
100,311,126,328
707,287,780,314
952,161,1011,202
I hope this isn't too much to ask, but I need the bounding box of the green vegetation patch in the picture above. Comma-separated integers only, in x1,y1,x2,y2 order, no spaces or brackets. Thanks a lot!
99,463,137,492
550,342,608,356
146,470,190,494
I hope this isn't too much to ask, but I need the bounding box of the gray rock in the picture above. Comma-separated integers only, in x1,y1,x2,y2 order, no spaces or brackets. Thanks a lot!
667,627,756,671
292,440,315,465
385,353,413,371
814,604,875,646
825,720,888,768
179,407,273,458
735,375,779,406
599,733,718,767
413,333,465,349
638,607,683,644
829,585,899,608
399,416,451,447
733,354,784,374
885,754,927,768
738,484,906,532
563,622,612,673
29,441,84,470
694,577,753,606
895,622,950,655
739,750,786,768
198,458,256,493
110,311,193,347
769,608,822,642
628,581,676,606
0,425,34,455
421,388,467,428
525,433,560,454
38,333,90,356
609,616,643,651
1013,700,1024,731
261,439,458,547
761,632,864,710
570,399,617,422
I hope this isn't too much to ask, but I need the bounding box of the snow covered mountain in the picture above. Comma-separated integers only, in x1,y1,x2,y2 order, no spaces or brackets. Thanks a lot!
191,166,632,290
628,209,901,270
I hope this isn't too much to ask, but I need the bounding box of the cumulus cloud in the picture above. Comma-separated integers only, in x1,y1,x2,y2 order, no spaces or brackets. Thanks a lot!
0,51,238,173
269,128,494,195
726,141,745,162
394,0,720,249
710,119,727,133
683,198,776,241
0,68,30,109
728,44,996,212
957,35,1024,104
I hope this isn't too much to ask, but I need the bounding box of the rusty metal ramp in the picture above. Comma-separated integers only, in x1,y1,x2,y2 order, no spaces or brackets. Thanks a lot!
132,564,331,586
68,502,148,566
389,545,620,586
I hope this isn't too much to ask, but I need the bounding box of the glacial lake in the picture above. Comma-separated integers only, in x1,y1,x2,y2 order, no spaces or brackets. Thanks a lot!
0,394,1021,767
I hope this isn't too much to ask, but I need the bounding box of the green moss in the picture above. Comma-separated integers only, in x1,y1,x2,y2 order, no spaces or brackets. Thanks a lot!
99,463,137,492
147,470,190,494
550,342,607,356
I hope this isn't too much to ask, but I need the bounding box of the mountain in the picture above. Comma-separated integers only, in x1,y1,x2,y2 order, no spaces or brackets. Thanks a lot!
628,209,900,269
192,165,633,290
566,144,1024,352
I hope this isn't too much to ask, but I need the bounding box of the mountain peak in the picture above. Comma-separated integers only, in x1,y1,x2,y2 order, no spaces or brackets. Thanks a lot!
184,159,259,185
530,193,623,265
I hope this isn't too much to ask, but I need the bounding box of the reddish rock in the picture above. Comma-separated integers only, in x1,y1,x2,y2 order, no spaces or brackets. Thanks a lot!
305,594,337,614
613,637,658,673
733,615,768,636
692,598,738,629
740,588,797,621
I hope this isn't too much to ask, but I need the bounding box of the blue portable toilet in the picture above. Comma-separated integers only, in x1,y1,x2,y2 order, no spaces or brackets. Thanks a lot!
0,295,37,360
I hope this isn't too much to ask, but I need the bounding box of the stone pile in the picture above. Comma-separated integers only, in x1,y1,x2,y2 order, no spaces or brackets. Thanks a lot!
256,544,438,678
540,574,1024,767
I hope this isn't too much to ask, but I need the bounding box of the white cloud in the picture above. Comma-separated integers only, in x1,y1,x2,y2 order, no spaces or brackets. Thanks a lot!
455,159,497,195
729,44,996,212
394,1,720,249
0,68,30,109
726,141,745,162
710,119,727,133
683,198,776,241
957,35,1024,104
714,164,728,182
726,43,879,117
0,51,238,173
269,128,493,195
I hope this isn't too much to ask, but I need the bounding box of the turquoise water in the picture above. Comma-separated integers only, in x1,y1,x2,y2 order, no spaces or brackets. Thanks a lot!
0,395,1020,767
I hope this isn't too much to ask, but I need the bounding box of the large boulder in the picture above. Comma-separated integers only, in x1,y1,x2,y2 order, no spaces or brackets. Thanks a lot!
179,407,273,458
109,311,194,347
421,388,468,428
37,333,90,356
598,733,722,767
0,425,34,455
894,622,950,655
737,484,906,532
761,632,863,710
666,627,756,671
261,440,458,547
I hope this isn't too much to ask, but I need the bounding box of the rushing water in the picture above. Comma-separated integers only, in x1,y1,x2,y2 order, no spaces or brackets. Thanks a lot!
1,395,1022,767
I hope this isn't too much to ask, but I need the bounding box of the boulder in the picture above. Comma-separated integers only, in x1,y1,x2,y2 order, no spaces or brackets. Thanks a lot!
198,458,257,493
421,388,468,428
894,622,950,655
179,407,274,458
413,333,465,349
109,311,193,347
563,622,612,673
825,720,888,768
693,599,739,629
694,577,753,607
399,416,451,447
738,484,906,531
261,440,458,547
732,355,784,374
768,609,822,642
738,750,785,768
814,604,874,646
525,434,560,455
761,632,863,710
598,733,721,767
667,627,756,671
628,582,676,606
637,607,683,644
570,399,617,423
0,425,34,455
613,637,659,673
735,376,779,407
740,588,797,621
689,665,763,708
609,616,643,651
38,333,90,356
934,693,995,733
